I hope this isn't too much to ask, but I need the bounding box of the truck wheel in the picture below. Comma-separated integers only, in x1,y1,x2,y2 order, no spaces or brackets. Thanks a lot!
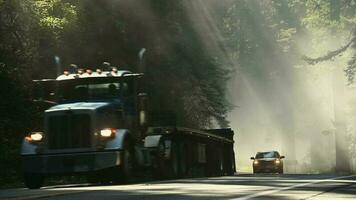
153,140,170,179
170,142,180,178
24,173,44,189
112,142,134,184
155,141,179,179
120,147,133,182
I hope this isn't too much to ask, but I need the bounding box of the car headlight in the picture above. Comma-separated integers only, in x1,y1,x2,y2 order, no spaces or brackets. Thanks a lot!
99,128,116,138
25,132,44,143
253,160,259,165
275,159,281,164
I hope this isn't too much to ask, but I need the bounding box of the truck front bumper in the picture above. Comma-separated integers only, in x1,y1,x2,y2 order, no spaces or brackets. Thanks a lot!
22,150,122,174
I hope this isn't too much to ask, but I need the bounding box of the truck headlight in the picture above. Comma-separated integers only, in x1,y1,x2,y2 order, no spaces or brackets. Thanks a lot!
253,160,259,165
100,128,116,138
25,132,44,142
275,159,281,164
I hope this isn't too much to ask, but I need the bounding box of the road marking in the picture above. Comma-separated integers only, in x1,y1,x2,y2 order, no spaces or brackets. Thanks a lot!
302,182,356,200
230,175,356,200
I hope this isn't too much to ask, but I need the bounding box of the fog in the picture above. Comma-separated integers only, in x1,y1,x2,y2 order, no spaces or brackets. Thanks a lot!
229,64,337,173
169,0,356,174
227,27,356,174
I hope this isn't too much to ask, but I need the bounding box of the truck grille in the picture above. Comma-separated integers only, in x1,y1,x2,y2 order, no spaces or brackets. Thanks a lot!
48,114,91,149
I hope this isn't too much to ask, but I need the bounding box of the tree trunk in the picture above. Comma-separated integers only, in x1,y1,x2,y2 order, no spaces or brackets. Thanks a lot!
333,68,350,173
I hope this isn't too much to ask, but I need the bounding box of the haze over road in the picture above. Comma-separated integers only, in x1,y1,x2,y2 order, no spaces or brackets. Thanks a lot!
1,174,355,200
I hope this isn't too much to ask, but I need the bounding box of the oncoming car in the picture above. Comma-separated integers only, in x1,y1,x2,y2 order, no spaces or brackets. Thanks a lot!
250,151,285,174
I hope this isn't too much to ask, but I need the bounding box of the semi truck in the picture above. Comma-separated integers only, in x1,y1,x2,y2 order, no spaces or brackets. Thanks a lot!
21,65,236,189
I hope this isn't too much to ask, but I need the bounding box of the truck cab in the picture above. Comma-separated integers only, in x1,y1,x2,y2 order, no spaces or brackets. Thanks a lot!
21,68,145,188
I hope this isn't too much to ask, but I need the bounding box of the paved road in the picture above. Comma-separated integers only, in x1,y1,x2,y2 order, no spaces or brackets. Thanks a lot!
1,174,355,200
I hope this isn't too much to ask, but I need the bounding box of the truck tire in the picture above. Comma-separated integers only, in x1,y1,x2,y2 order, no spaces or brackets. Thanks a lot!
121,147,134,182
210,146,224,176
153,141,181,179
226,151,235,176
110,143,134,184
24,173,44,189
169,142,180,178
178,142,187,178
112,142,134,184
218,148,224,176
153,140,169,179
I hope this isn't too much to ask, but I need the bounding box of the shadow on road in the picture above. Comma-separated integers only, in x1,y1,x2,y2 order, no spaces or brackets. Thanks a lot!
1,174,355,200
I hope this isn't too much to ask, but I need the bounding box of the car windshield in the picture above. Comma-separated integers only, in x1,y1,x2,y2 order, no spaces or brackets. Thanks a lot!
256,152,279,159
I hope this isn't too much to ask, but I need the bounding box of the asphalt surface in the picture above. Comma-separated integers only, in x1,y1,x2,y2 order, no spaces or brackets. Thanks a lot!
1,174,355,200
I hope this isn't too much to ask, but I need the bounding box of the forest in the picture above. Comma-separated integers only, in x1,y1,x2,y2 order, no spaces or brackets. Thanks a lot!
0,0,356,186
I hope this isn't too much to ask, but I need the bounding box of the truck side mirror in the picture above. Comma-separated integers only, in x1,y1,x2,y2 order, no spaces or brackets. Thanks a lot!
280,156,285,159
250,157,255,160
138,93,147,126
139,110,146,126
32,81,57,104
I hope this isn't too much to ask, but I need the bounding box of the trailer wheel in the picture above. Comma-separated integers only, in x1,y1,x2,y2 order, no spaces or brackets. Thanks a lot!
178,142,187,177
213,146,224,176
226,150,235,176
24,173,44,189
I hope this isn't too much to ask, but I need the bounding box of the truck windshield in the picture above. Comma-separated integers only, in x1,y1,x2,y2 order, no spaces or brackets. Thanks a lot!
58,81,125,102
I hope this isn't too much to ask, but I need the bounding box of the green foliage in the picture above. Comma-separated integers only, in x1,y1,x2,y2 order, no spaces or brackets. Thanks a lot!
277,28,297,52
0,63,33,187
33,0,77,41
295,0,356,84
302,0,335,28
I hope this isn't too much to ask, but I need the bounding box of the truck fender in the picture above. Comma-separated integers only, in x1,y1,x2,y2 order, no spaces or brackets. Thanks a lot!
144,135,171,160
105,129,130,150
20,139,38,155
144,135,162,148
